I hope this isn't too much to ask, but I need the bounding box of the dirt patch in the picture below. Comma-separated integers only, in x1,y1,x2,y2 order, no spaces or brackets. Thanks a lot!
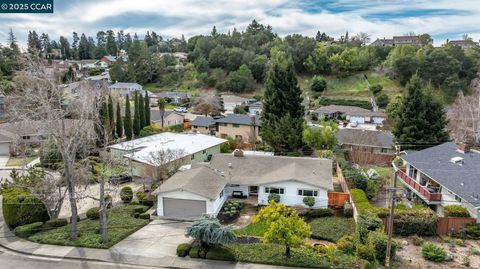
395,236,480,269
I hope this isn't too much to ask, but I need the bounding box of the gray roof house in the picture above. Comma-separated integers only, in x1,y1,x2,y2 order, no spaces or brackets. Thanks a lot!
396,142,480,222
157,92,192,104
153,152,333,219
338,129,393,152
215,114,261,126
108,82,144,97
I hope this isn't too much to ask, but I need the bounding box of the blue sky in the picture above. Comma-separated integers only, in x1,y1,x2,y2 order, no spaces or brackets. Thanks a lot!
0,0,479,47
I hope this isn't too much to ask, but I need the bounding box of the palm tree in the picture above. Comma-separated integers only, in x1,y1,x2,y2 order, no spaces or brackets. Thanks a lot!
157,97,166,128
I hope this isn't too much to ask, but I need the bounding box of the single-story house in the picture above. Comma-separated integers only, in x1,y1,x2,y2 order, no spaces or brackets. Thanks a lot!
221,95,255,112
248,101,263,115
108,82,144,97
79,60,108,70
153,151,333,219
107,132,227,177
346,111,387,125
191,116,216,135
337,129,394,154
151,110,185,128
0,131,14,156
215,114,261,144
313,105,386,125
157,92,191,104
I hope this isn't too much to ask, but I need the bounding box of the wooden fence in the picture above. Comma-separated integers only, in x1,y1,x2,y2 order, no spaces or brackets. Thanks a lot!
336,163,350,194
328,192,350,207
437,217,476,236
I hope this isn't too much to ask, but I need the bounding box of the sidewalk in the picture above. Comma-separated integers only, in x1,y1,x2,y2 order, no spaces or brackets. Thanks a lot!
0,196,287,269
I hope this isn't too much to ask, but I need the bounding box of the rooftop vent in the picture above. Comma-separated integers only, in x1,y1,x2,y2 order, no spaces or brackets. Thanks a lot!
233,149,244,157
450,156,464,165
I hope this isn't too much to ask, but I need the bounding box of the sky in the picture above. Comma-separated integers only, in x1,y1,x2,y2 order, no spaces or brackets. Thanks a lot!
0,0,479,47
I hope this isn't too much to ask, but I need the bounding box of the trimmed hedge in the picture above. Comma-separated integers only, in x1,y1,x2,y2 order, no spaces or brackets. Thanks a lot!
350,189,373,213
301,208,334,220
138,213,150,220
134,206,147,213
43,218,68,229
14,222,44,238
176,243,191,257
189,246,201,258
318,97,373,110
444,205,470,218
86,207,100,220
303,197,316,207
377,208,437,236
2,188,49,229
205,247,236,261
120,186,133,203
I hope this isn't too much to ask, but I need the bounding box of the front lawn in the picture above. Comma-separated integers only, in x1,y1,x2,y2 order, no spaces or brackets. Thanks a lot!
308,217,356,242
29,205,150,248
226,243,358,268
233,220,268,237
6,156,37,167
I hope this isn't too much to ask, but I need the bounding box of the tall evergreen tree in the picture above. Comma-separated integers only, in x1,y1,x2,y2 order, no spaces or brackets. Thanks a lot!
124,95,133,140
392,74,449,149
95,97,106,147
261,48,304,154
144,91,150,125
108,95,115,138
115,102,123,139
101,98,111,143
138,93,145,128
133,92,141,136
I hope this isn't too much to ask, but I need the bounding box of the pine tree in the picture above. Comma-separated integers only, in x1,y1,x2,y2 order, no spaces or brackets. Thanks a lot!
138,93,145,128
124,95,133,140
115,102,123,139
95,97,106,147
144,91,150,126
261,48,304,154
108,95,115,139
133,92,140,137
101,99,111,143
392,74,449,149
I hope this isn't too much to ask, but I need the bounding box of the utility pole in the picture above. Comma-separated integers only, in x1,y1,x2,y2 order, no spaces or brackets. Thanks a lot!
385,143,401,269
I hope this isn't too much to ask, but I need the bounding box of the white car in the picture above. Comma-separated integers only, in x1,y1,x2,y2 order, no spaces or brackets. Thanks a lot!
174,107,188,113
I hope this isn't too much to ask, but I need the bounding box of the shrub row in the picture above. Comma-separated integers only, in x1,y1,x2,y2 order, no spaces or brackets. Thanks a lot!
350,189,373,213
14,222,44,238
177,243,236,261
444,205,470,218
300,208,334,221
376,208,438,236
2,188,50,229
318,97,373,110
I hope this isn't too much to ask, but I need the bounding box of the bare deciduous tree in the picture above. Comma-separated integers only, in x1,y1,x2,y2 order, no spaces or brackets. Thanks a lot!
146,148,187,184
448,77,480,144
6,62,101,240
192,95,221,116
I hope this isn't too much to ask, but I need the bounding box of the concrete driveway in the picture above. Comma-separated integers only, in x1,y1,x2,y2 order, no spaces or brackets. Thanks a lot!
111,219,191,258
0,156,9,168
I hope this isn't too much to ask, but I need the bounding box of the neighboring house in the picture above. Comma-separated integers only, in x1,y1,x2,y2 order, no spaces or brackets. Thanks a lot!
313,105,386,125
446,39,479,50
101,55,128,65
107,132,226,177
108,82,144,97
215,114,261,143
157,92,191,104
191,116,216,135
0,122,48,146
346,111,387,125
79,60,108,70
395,142,480,222
159,52,188,62
371,38,394,46
87,72,111,83
370,35,432,46
248,101,263,115
337,129,394,155
0,131,14,156
153,151,333,219
151,110,185,128
221,95,254,112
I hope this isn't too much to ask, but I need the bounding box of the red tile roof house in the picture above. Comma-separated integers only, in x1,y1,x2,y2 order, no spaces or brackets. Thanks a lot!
394,142,480,223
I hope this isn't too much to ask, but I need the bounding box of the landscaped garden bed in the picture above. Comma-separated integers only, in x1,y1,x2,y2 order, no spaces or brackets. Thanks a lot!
28,205,150,248
308,217,356,242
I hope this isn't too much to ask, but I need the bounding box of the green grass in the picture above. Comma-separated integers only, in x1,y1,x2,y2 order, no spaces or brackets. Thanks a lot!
308,217,356,242
28,205,150,248
233,220,268,237
6,156,37,167
226,243,358,268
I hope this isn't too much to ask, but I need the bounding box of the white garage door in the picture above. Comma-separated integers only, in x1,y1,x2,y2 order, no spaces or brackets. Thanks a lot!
0,142,10,156
163,197,206,220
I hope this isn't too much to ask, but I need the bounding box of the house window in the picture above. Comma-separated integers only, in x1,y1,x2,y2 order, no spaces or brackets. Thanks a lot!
454,195,462,202
219,123,228,127
298,189,318,197
381,148,388,153
194,126,198,129
22,135,31,140
264,187,284,194
232,124,240,128
203,150,206,154
219,190,224,198
191,154,195,160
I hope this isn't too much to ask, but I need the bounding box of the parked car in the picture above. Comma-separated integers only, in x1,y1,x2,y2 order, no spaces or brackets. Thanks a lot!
350,121,358,127
108,173,133,185
174,107,188,113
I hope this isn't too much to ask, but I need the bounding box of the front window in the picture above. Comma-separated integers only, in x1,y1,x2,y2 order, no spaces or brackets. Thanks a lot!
22,135,31,140
265,187,284,194
381,148,388,153
232,124,240,128
219,190,224,198
298,189,318,197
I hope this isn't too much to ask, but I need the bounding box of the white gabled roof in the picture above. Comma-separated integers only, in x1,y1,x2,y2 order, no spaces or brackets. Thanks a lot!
108,132,227,166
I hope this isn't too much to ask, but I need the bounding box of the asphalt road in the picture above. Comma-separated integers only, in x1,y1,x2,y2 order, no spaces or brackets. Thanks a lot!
0,247,164,269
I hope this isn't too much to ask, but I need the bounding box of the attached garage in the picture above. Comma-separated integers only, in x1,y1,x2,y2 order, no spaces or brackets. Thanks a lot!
0,142,10,156
162,197,206,220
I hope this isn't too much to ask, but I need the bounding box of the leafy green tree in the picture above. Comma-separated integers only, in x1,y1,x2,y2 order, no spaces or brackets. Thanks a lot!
248,54,268,82
144,91,150,125
376,94,390,108
185,215,235,248
302,122,338,150
262,48,304,154
224,47,245,71
304,44,331,74
223,64,256,93
133,92,140,137
310,76,327,92
124,95,133,140
420,49,461,89
208,45,226,68
392,75,449,149
115,102,123,138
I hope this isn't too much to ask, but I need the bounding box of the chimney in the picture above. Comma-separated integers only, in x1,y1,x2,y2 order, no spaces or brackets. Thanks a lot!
457,143,470,153
233,149,244,157
250,115,256,126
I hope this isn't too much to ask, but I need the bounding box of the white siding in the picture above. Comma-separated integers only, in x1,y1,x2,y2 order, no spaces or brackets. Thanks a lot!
350,116,365,124
224,185,249,197
372,117,385,124
257,181,329,208
157,189,226,217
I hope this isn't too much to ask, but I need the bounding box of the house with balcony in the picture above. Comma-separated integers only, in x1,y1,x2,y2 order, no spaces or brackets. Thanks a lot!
395,142,480,222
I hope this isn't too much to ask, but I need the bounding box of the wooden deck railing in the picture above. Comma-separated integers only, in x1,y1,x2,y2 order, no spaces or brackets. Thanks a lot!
396,169,442,202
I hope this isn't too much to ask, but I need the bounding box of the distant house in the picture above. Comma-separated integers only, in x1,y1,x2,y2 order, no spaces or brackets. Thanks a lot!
87,72,111,83
248,101,263,115
101,55,128,65
79,60,108,70
221,95,254,112
446,39,479,50
153,152,333,219
151,110,185,128
108,82,144,97
371,38,394,46
396,143,480,222
215,114,261,144
157,92,191,104
338,129,394,154
371,35,432,46
159,52,188,62
313,105,386,125
107,132,226,177
191,116,216,135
